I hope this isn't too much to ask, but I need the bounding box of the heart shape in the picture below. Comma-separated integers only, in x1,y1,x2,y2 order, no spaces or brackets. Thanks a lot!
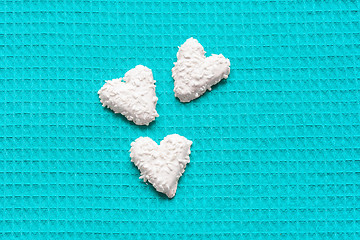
130,134,192,198
172,37,231,102
98,65,159,125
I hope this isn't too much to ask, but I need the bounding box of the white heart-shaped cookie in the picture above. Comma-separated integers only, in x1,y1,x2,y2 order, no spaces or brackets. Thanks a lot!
98,65,159,125
130,134,192,198
172,38,231,102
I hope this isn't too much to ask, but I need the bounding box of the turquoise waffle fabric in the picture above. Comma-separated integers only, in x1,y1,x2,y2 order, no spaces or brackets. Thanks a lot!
1,0,360,239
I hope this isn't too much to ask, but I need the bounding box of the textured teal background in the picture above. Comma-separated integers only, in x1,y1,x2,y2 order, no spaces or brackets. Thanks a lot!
1,0,360,239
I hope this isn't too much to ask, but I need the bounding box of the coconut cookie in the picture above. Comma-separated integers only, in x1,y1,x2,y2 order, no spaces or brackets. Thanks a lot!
172,37,231,102
130,134,192,198
98,65,159,125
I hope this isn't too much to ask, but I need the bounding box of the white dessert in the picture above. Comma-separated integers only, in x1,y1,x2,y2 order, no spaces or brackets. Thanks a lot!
98,65,159,125
130,134,192,198
172,37,231,102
